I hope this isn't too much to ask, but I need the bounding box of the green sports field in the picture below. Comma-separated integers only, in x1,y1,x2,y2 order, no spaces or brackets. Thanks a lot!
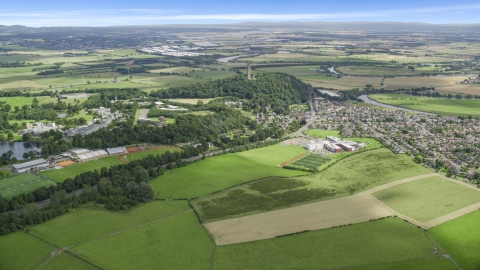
0,96,47,107
0,174,56,198
429,210,480,270
149,144,310,199
291,154,331,170
373,176,480,222
369,93,480,116
41,147,180,182
307,129,341,138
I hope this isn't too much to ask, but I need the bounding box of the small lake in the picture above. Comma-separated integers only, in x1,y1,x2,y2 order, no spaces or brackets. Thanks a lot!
0,142,42,160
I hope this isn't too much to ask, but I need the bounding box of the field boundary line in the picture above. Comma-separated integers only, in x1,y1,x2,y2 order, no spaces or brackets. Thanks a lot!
279,153,305,167
70,209,192,248
393,217,462,270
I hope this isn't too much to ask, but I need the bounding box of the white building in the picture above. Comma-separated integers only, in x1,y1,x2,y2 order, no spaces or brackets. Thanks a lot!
12,159,49,173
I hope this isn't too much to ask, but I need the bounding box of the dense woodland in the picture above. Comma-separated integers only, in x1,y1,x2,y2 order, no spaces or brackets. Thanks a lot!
150,73,311,115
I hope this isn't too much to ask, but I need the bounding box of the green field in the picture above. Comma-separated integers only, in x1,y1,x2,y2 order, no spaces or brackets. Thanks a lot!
41,253,97,270
0,174,56,198
429,210,480,270
149,144,310,199
213,218,455,270
30,200,191,247
373,176,480,222
71,211,213,270
41,147,180,182
0,96,46,107
307,129,341,138
0,231,56,270
369,93,480,116
337,66,424,76
193,148,431,221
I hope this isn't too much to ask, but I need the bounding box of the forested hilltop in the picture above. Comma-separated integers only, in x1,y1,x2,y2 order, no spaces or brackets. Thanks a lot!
150,73,311,114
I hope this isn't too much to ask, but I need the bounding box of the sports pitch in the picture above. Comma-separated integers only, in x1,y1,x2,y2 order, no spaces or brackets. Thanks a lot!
0,174,56,198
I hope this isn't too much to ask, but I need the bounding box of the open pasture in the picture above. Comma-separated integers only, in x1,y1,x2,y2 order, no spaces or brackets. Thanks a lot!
166,98,215,104
149,144,310,199
30,200,191,247
369,93,480,116
373,176,480,222
212,218,454,269
41,147,180,182
429,210,480,270
0,96,46,107
0,231,56,270
0,174,56,198
193,148,430,221
71,211,213,270
41,253,97,270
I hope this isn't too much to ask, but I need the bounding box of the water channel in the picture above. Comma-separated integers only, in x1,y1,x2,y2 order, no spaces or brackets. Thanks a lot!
358,95,434,115
0,142,42,160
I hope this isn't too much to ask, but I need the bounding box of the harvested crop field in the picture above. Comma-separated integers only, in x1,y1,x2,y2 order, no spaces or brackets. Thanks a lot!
57,160,76,167
384,75,467,89
205,191,393,245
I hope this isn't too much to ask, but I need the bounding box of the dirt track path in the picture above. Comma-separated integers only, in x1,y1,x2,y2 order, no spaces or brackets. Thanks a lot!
205,173,480,245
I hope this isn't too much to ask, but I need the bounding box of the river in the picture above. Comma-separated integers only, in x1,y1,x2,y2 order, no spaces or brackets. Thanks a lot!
358,95,434,115
0,142,42,160
216,54,257,63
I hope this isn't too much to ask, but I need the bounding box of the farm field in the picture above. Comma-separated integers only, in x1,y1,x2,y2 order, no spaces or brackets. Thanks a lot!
429,210,480,270
436,84,480,95
149,144,311,199
0,96,46,107
41,253,97,270
193,148,430,221
71,211,213,270
212,218,455,269
166,98,215,104
41,147,180,182
337,66,424,76
29,200,191,247
383,75,467,90
0,174,56,198
369,93,480,116
0,231,56,270
373,176,480,222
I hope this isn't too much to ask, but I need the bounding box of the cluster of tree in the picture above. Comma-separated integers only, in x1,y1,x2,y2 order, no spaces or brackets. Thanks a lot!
74,106,252,148
0,62,43,68
149,73,310,115
0,150,17,165
0,147,203,235
82,88,144,109
36,69,64,76
115,67,146,74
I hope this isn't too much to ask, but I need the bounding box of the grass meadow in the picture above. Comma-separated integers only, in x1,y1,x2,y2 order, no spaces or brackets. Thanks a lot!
193,148,431,221
373,176,480,222
307,129,341,138
0,231,56,270
429,210,480,270
41,253,97,270
41,147,180,182
0,174,56,198
29,201,191,247
149,144,310,199
213,218,454,270
71,211,214,270
369,93,480,116
0,96,46,107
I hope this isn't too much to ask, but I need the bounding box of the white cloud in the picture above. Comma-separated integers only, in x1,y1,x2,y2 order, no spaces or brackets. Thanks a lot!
2,4,480,26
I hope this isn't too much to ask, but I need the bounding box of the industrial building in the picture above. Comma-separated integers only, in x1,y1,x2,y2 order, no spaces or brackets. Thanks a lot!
106,147,127,155
12,159,49,173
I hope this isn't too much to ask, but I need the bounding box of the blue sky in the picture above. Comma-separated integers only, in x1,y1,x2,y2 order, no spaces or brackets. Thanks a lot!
2,0,480,27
